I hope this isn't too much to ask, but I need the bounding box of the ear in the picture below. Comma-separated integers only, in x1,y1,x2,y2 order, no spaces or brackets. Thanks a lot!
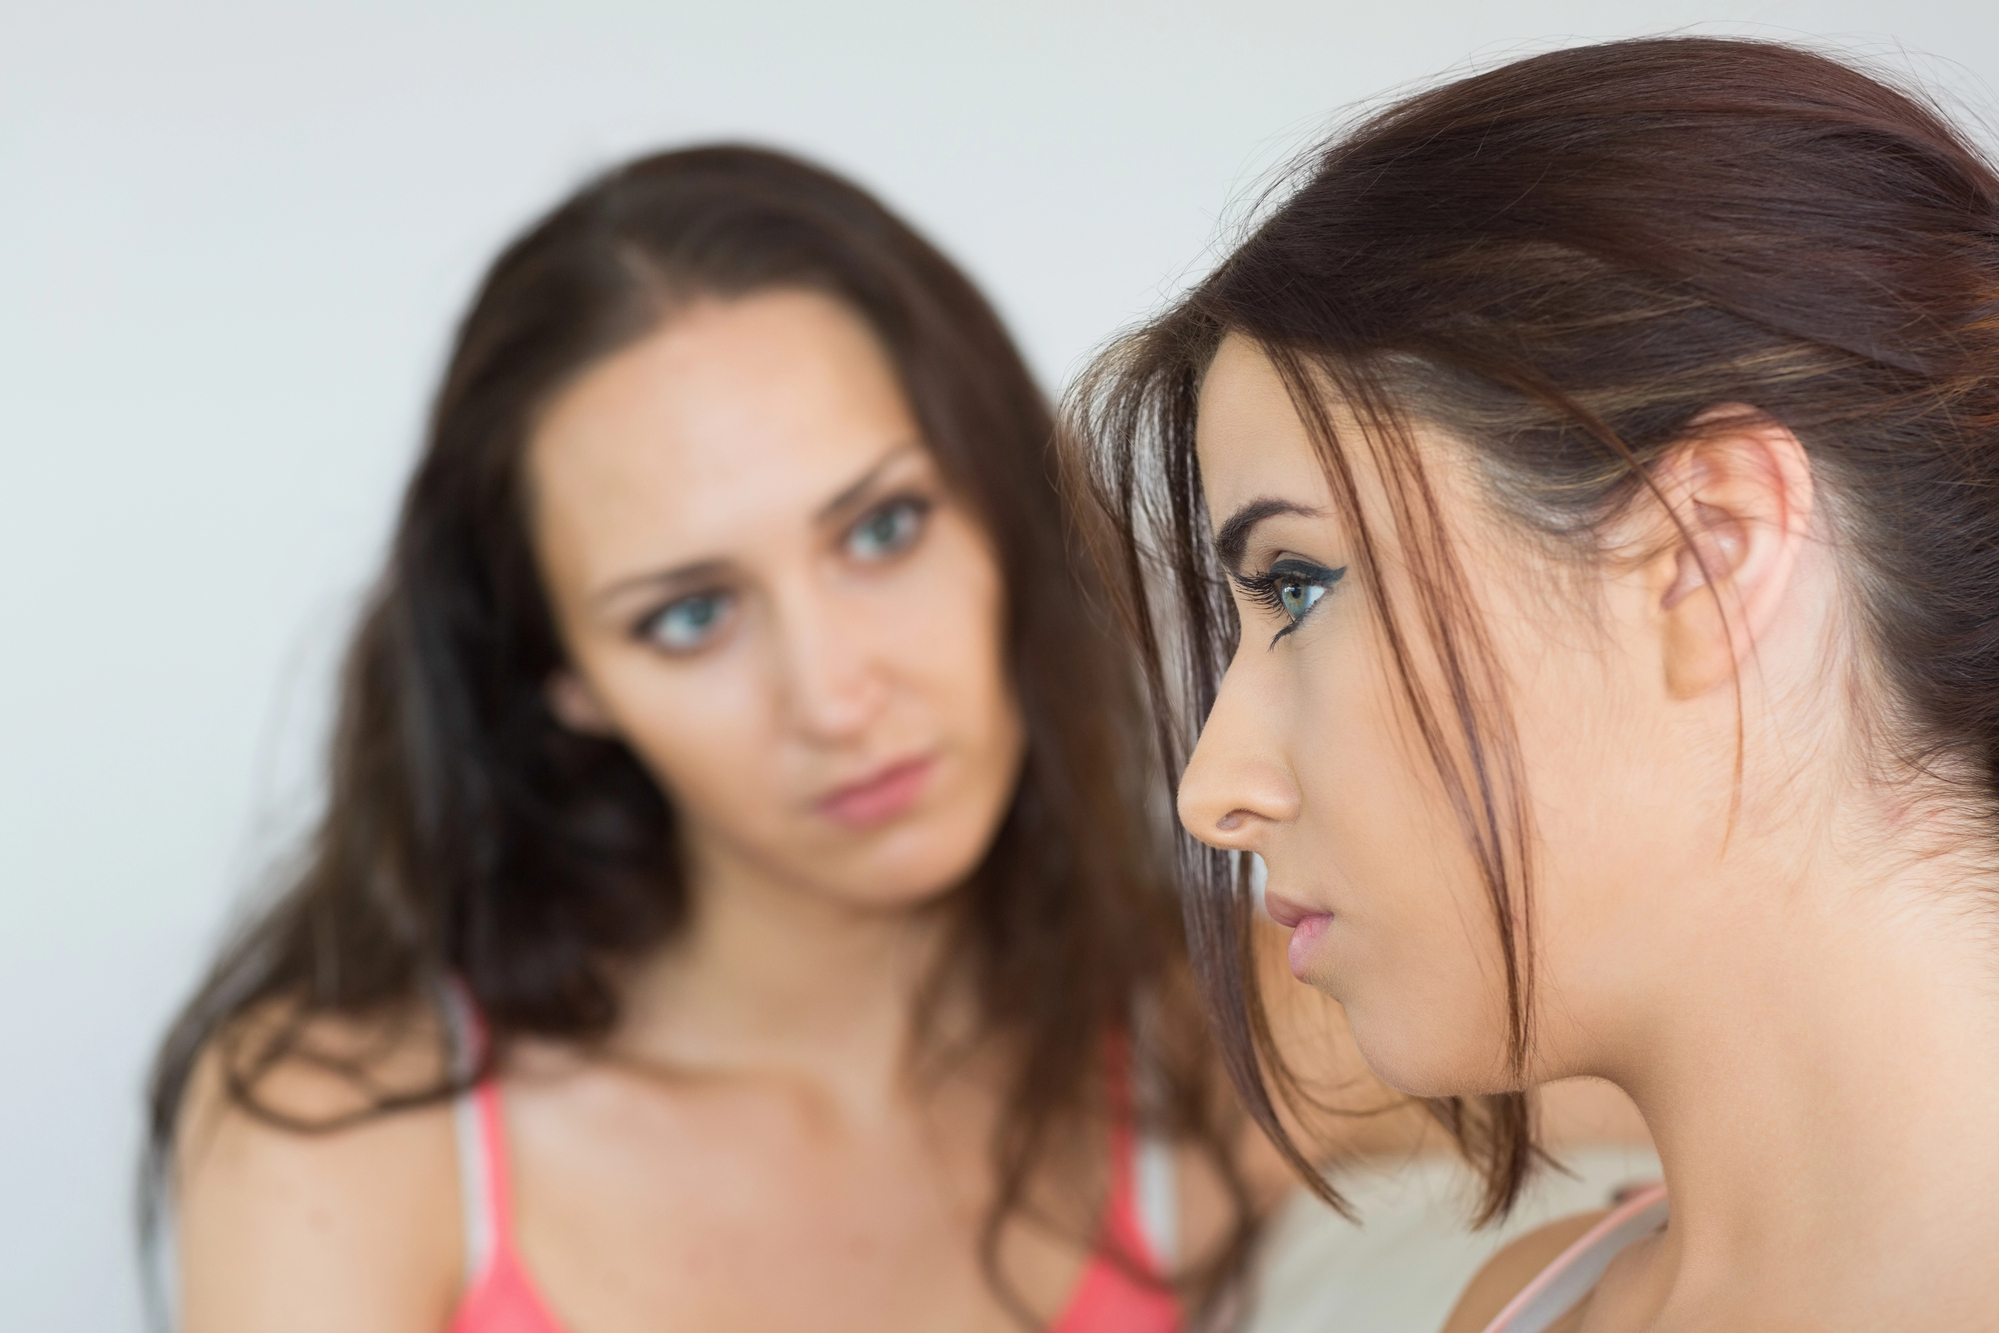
1638,407,1816,700
546,667,618,736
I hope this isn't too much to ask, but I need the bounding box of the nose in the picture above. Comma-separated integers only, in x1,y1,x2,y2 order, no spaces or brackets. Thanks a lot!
1175,661,1300,851
772,582,890,744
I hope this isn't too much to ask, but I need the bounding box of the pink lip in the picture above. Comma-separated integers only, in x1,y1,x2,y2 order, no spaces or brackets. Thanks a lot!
1263,888,1335,979
816,756,935,829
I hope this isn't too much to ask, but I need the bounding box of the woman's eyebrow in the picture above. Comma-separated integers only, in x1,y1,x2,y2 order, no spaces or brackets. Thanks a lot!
593,558,732,610
1213,497,1322,571
815,442,922,526
588,444,925,612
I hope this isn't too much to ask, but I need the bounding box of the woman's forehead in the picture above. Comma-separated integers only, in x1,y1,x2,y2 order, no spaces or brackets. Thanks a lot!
1196,337,1331,521
528,291,925,575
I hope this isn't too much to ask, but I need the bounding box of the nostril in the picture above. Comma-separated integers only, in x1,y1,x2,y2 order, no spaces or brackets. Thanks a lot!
1216,809,1250,833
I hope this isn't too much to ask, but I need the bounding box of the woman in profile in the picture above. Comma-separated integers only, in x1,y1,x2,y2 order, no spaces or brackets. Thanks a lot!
1071,36,1999,1333
151,144,1321,1333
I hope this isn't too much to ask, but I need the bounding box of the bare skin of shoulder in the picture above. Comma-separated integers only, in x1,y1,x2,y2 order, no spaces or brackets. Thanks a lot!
175,1011,464,1333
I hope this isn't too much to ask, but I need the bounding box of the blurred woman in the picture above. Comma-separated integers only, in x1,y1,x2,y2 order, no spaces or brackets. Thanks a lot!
150,144,1285,1333
1070,37,1999,1333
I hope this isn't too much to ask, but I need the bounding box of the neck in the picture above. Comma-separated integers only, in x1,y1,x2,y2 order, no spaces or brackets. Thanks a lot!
1603,834,1999,1325
610,836,962,1115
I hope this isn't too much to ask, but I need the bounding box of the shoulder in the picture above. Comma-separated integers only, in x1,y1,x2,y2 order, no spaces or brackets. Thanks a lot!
173,1002,464,1333
1438,1211,1607,1333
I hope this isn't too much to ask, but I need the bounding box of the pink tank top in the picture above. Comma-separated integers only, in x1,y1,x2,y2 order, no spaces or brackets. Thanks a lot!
1476,1183,1668,1333
443,997,1181,1333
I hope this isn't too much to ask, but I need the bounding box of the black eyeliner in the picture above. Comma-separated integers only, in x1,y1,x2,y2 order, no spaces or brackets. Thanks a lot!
1229,560,1347,646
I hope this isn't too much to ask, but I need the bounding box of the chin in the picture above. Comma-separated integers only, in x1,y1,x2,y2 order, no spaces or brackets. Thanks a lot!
825,821,992,913
1342,1001,1516,1099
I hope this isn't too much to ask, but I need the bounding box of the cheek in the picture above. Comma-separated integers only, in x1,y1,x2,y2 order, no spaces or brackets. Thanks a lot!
885,522,1021,770
1506,627,1712,1054
1287,629,1470,926
590,645,783,821
1283,635,1516,1094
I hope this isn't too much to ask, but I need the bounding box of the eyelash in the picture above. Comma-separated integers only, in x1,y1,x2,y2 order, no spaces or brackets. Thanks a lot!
846,493,934,561
633,588,732,655
1231,561,1347,646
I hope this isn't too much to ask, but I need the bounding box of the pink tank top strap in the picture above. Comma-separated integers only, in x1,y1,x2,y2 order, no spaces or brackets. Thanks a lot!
441,981,569,1333
1047,1032,1183,1333
439,984,1177,1333
1478,1183,1669,1333
463,1085,515,1262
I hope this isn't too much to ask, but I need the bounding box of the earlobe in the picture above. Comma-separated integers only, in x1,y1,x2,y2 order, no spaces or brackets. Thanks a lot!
1660,554,1736,699
1648,410,1815,701
546,668,617,736
1658,498,1745,698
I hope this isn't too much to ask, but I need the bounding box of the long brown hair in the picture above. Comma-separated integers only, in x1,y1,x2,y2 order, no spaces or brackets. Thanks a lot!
1066,36,1999,1220
145,144,1256,1322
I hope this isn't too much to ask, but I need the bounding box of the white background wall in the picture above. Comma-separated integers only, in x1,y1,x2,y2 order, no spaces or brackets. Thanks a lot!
4,2,1995,1327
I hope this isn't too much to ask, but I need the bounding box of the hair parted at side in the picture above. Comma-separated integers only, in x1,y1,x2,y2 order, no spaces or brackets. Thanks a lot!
1065,36,1999,1222
145,144,1259,1323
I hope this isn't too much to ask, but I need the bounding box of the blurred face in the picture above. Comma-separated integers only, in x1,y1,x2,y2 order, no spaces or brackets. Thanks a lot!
527,288,1024,912
1178,336,1736,1096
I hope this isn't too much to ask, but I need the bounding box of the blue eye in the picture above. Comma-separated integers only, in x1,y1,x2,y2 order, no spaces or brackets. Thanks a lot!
640,590,732,653
1277,571,1330,620
1232,558,1346,645
846,497,929,562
